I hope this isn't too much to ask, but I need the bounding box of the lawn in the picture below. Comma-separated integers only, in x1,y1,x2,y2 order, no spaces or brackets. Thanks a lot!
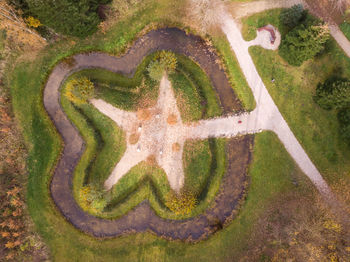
6,1,320,261
241,9,350,187
340,22,350,41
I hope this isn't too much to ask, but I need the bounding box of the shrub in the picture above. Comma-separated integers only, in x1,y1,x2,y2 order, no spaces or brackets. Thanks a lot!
337,107,350,145
64,77,95,104
147,60,165,81
23,0,112,37
165,189,197,215
24,16,42,28
280,4,305,28
279,22,330,66
314,77,350,110
79,185,107,212
147,51,177,81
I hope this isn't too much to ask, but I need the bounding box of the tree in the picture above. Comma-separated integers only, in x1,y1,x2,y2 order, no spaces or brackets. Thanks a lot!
147,51,177,81
279,22,330,66
280,4,305,28
14,0,111,38
64,77,95,104
165,189,197,215
314,77,350,110
338,107,350,145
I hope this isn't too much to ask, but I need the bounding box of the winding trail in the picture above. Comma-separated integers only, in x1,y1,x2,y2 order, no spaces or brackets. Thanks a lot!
44,28,252,241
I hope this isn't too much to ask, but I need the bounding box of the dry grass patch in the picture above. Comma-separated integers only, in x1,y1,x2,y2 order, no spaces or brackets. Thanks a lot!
146,155,157,166
167,113,177,125
137,108,151,121
172,143,181,152
128,133,140,144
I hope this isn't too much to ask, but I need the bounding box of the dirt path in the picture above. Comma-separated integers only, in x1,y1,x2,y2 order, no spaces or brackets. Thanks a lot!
43,28,252,241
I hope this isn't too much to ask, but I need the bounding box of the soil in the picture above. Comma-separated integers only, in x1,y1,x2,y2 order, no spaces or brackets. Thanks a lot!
43,28,252,241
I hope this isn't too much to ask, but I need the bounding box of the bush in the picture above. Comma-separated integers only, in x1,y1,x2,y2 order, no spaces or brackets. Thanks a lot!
337,107,350,145
64,77,95,104
314,77,350,110
279,22,330,66
165,189,197,215
79,185,107,212
20,0,111,37
280,4,305,28
147,51,177,81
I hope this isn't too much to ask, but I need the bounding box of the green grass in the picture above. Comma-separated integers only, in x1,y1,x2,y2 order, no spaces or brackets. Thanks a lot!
243,9,350,185
170,55,223,121
7,1,318,260
340,22,350,41
241,9,286,41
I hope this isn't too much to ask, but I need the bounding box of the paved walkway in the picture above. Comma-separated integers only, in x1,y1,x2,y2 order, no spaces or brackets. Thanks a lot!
219,11,331,195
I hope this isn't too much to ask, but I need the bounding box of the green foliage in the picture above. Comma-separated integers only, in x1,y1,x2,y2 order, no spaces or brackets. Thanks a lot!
279,22,330,66
79,185,106,212
64,77,94,104
147,60,164,81
147,51,177,81
340,22,350,41
165,190,197,215
22,0,111,37
314,77,350,110
280,4,305,28
338,107,350,145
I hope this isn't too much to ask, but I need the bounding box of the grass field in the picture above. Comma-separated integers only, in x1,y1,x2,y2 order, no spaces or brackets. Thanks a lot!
340,22,350,41
241,9,350,188
5,1,333,260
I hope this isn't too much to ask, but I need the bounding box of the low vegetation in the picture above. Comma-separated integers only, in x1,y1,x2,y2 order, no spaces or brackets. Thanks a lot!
165,190,197,215
147,50,177,81
8,0,112,38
